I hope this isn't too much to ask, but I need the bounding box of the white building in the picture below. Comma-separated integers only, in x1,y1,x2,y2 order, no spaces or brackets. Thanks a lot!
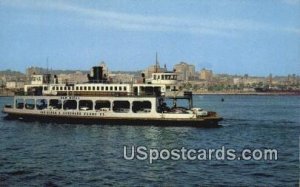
6,81,25,89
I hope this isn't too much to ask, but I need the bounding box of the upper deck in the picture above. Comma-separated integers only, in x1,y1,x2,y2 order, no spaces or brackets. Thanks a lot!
21,66,186,98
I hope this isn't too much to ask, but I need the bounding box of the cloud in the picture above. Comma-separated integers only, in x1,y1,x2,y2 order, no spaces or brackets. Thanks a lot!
283,28,300,35
281,0,300,5
2,0,300,37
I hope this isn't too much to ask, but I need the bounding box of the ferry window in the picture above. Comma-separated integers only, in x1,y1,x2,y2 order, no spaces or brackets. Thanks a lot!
119,86,122,91
124,86,127,91
88,86,91,91
36,99,48,110
154,87,161,96
113,101,130,113
80,86,83,91
25,99,35,110
79,100,93,111
95,100,110,111
97,86,99,91
144,86,155,95
76,87,79,91
63,100,77,110
101,87,104,91
52,87,56,91
16,99,24,109
49,99,62,109
60,87,63,91
162,75,165,80
44,86,48,91
84,86,87,91
110,86,113,91
64,87,66,90
153,75,156,80
157,75,160,80
132,101,152,113
115,86,117,91
105,86,108,91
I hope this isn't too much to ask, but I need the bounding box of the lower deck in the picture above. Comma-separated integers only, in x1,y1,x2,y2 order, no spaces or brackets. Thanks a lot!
3,109,222,127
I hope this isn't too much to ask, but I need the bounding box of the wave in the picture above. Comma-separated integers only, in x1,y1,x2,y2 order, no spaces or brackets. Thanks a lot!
223,118,297,124
251,172,274,178
5,170,32,176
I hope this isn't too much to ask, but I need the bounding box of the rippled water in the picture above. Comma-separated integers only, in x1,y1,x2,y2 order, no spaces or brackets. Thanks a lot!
0,95,299,186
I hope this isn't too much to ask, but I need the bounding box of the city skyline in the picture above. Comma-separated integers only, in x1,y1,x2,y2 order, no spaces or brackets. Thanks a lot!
1,62,298,79
0,0,300,76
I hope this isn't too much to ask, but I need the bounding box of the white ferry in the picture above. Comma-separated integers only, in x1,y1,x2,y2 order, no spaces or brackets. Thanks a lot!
2,66,222,127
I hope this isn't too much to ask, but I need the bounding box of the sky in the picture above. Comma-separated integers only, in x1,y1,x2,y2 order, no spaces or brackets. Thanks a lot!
0,0,299,76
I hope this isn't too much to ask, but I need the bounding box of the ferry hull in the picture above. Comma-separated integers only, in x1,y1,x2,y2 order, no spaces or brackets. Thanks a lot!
3,111,222,128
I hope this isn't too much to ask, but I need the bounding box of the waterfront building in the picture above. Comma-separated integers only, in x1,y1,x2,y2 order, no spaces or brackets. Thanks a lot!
109,73,135,83
199,68,213,81
57,71,88,84
174,62,196,81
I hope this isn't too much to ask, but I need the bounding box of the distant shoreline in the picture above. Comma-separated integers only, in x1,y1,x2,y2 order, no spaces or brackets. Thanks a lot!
193,92,300,96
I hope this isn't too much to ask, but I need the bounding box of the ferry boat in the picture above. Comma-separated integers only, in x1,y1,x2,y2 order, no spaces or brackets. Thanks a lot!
2,65,223,127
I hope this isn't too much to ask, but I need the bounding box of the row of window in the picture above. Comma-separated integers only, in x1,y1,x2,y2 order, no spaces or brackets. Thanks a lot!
51,85,128,92
16,99,152,113
153,74,177,80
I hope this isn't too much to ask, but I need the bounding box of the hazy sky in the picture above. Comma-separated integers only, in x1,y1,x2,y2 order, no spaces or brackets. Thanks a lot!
0,0,299,76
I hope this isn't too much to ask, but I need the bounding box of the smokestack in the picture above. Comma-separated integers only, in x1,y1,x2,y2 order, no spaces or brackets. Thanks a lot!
141,73,145,83
87,66,106,83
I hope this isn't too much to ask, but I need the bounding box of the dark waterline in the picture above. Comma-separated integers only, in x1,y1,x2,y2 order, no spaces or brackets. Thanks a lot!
0,95,299,186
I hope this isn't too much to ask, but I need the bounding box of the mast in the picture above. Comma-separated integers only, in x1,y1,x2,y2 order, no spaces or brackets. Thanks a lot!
46,57,49,74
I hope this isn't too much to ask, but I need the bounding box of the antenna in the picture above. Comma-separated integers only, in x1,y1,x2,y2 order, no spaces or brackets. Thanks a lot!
155,52,158,73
